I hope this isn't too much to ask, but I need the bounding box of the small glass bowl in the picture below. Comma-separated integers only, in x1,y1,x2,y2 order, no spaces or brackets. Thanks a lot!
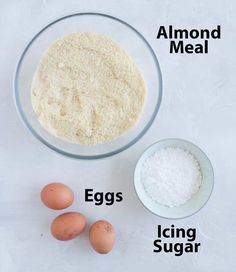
14,12,162,159
134,138,214,219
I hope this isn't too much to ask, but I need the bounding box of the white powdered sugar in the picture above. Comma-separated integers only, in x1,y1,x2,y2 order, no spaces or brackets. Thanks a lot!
141,147,202,208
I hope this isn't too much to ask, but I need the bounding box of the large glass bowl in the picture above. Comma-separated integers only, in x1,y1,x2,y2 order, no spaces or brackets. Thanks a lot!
14,12,162,159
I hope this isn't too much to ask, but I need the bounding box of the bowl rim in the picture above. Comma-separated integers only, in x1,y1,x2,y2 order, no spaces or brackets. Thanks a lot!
13,12,163,160
134,138,214,219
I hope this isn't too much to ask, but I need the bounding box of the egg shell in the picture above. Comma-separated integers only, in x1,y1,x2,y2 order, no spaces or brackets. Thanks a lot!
89,220,115,254
41,183,74,210
51,212,86,241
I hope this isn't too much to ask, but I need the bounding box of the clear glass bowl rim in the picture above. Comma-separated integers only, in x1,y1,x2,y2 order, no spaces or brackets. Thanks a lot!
14,12,163,160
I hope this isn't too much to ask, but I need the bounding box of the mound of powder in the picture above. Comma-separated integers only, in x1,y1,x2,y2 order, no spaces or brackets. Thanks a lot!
31,32,147,144
141,147,202,207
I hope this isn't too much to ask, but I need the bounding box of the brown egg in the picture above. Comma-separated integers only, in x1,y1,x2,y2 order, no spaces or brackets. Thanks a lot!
89,220,115,254
51,212,86,241
40,183,74,210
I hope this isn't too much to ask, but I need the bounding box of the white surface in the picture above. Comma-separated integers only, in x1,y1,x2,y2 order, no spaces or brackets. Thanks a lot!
0,0,235,271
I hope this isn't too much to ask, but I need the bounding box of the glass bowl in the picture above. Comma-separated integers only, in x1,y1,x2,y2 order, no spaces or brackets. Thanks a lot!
14,12,162,159
134,139,214,219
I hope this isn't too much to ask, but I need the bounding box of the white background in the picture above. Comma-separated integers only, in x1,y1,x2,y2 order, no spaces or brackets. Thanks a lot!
1,0,236,271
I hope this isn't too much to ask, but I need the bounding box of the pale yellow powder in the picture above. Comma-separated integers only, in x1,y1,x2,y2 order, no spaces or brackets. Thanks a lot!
31,32,147,144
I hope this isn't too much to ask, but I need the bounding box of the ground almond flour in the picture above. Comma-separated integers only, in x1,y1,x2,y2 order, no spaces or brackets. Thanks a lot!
31,32,147,144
